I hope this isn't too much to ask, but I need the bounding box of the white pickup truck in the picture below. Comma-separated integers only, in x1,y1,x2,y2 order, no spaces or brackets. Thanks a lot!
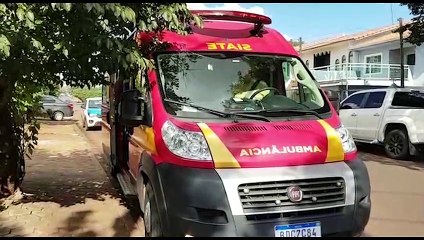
339,87,424,160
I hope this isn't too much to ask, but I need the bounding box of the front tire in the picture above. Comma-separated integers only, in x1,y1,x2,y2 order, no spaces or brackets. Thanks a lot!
144,182,163,237
384,129,410,160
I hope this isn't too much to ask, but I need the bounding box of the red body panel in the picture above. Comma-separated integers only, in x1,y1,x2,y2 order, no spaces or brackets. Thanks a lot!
139,19,352,169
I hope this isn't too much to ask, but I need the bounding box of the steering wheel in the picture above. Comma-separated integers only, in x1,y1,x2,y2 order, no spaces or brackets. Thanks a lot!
249,87,281,100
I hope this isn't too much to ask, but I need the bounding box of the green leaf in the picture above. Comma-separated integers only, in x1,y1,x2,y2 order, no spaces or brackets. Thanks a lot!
0,34,11,57
115,40,123,51
106,39,112,49
125,52,132,62
123,7,136,23
62,48,69,57
26,19,35,29
54,43,62,50
96,38,101,47
32,39,43,50
172,13,178,25
26,11,34,22
139,57,146,70
63,3,72,12
139,20,147,31
113,5,121,18
85,3,94,12
16,8,25,21
0,4,6,13
194,15,202,28
162,11,169,21
93,3,103,14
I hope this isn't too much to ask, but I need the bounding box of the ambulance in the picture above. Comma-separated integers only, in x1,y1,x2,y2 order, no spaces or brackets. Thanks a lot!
101,10,371,237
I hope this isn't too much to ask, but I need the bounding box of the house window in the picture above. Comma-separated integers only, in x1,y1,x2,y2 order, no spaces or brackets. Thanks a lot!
407,54,415,65
305,60,309,68
335,59,340,70
364,53,382,74
348,51,353,63
341,55,346,69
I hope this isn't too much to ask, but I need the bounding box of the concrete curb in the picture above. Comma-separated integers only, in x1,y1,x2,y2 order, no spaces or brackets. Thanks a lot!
72,122,145,236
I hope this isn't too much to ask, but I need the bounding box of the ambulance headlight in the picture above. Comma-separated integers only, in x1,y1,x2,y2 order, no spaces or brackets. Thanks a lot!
161,120,212,161
335,125,356,153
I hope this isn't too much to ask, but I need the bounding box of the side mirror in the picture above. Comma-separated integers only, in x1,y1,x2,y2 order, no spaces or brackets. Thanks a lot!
81,104,85,109
121,89,145,127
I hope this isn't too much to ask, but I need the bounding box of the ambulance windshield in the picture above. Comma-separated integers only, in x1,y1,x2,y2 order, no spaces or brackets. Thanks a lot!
157,52,330,119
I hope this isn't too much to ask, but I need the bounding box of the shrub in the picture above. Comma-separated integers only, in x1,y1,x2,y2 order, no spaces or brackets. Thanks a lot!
70,87,102,102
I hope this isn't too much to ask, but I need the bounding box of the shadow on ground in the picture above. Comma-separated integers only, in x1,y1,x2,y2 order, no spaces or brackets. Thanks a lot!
36,119,79,126
357,143,424,171
15,149,124,207
1,146,143,236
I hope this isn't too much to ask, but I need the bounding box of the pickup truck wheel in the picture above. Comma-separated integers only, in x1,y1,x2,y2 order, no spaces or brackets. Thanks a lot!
384,129,409,160
144,182,163,237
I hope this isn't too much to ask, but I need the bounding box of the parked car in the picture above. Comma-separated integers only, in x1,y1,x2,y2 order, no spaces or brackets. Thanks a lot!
339,87,424,159
58,93,74,104
41,95,74,121
324,90,341,112
81,97,102,130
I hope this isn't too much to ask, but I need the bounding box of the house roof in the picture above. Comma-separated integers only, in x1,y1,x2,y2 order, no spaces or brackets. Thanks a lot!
295,20,411,52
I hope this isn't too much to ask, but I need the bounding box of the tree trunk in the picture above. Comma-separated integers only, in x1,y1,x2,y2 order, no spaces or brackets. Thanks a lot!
0,83,24,198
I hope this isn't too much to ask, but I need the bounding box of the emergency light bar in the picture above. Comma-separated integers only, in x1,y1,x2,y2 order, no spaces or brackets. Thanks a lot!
191,10,272,25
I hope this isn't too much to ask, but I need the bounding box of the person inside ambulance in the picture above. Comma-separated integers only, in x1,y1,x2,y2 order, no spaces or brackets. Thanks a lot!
232,62,274,102
232,60,299,103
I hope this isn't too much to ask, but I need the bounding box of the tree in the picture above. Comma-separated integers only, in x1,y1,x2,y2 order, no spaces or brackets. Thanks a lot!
400,3,424,45
0,3,201,196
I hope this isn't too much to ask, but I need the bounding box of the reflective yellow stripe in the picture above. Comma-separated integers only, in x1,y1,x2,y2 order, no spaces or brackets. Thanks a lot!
317,120,345,162
197,123,241,168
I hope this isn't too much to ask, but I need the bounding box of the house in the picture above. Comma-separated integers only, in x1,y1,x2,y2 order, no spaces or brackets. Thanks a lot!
295,21,424,99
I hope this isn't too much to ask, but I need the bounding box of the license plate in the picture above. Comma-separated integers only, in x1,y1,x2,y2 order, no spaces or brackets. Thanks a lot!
275,222,321,237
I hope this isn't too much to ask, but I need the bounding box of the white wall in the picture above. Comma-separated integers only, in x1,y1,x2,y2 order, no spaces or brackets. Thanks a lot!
300,42,351,68
301,36,424,87
412,45,424,86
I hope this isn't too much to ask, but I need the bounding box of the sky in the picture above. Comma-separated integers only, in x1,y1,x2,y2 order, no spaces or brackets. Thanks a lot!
187,3,413,43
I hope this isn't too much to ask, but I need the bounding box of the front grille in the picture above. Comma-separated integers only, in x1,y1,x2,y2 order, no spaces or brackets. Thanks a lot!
238,177,345,214
246,207,344,221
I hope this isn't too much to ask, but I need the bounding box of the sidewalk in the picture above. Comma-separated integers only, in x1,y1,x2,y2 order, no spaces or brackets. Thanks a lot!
0,122,144,237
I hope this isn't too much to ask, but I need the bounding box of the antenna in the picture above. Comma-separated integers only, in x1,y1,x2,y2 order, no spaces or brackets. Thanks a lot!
390,4,394,24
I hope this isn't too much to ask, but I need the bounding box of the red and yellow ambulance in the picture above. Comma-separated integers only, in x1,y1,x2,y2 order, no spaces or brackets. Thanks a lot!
101,10,371,237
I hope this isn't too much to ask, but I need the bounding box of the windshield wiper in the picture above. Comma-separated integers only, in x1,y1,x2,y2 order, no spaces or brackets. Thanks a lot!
233,108,323,119
164,99,271,122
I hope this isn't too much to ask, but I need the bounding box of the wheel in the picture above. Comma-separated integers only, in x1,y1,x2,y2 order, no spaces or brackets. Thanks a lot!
53,111,64,121
144,182,163,237
384,129,410,160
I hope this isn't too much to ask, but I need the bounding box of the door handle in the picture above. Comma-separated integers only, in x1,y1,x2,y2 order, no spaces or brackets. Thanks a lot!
373,113,380,116
351,113,357,116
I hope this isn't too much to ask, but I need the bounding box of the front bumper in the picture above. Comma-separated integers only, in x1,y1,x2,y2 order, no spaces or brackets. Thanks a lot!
86,116,102,127
154,158,371,237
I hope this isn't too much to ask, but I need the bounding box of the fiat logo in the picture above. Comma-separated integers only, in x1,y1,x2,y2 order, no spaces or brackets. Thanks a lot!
287,186,303,203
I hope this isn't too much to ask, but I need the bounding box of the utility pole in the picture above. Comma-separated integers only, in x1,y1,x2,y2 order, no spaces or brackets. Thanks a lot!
398,18,405,88
299,37,303,54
